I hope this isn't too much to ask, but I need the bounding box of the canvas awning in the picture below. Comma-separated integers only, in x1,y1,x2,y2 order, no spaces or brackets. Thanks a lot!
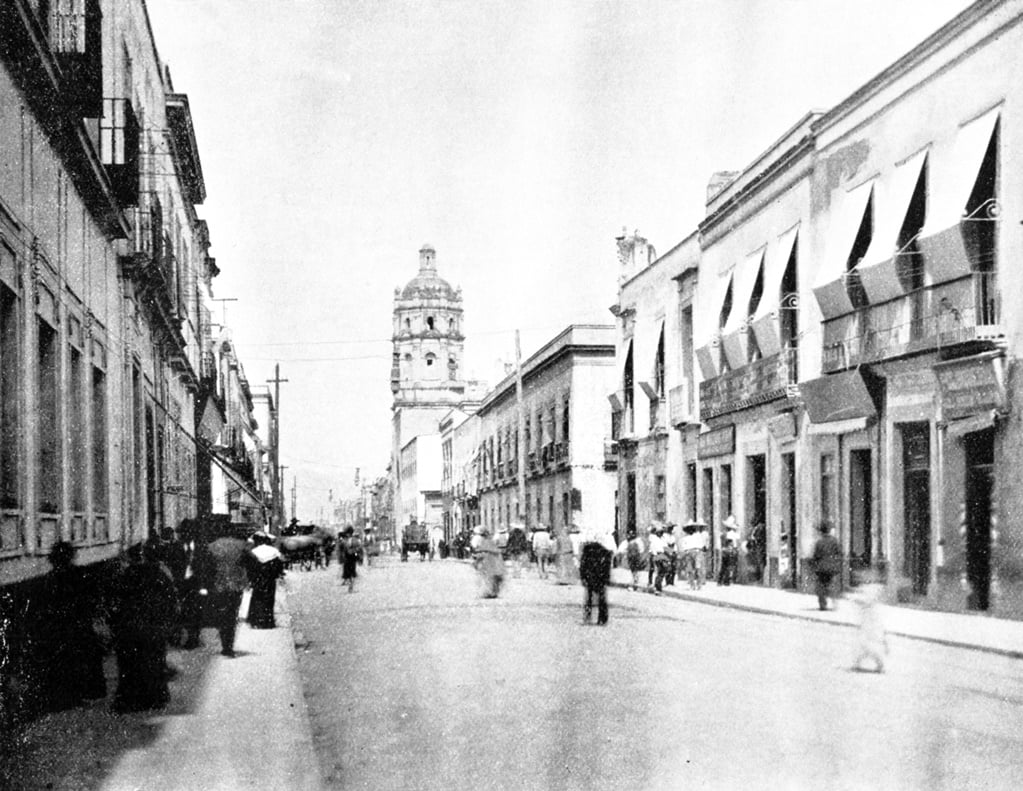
857,150,928,304
800,368,877,424
694,270,732,380
812,180,874,319
918,106,1000,284
721,250,765,369
750,225,799,358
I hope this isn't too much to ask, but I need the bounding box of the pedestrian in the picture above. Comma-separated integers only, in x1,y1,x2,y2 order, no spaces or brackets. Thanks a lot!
247,532,284,628
338,526,362,593
579,525,616,625
471,527,504,598
27,541,108,713
618,530,646,590
718,538,738,586
202,523,252,657
506,522,528,578
531,524,553,579
680,522,705,590
554,527,576,584
850,567,889,672
109,540,179,713
429,524,444,561
811,522,843,610
647,523,670,593
646,525,659,588
663,523,679,587
747,522,767,583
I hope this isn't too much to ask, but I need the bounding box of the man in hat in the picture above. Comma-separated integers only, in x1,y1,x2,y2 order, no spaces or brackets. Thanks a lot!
812,522,843,610
579,525,616,625
663,523,679,587
201,524,253,657
647,523,669,594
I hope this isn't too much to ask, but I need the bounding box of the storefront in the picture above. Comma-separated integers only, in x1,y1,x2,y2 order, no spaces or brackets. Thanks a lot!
934,352,1007,613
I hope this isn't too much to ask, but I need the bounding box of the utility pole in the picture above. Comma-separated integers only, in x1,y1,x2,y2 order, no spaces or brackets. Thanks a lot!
515,329,527,529
278,465,288,529
291,476,297,524
266,364,288,534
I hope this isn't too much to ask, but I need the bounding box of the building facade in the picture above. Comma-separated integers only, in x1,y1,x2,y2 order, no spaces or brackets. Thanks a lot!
467,325,618,542
610,231,699,547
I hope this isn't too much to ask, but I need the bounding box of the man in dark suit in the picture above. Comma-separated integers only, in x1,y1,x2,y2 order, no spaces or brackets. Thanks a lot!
170,519,207,649
579,526,616,626
201,523,252,657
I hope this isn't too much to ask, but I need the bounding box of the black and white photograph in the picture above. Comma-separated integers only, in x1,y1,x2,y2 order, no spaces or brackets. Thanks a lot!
2,1,1023,789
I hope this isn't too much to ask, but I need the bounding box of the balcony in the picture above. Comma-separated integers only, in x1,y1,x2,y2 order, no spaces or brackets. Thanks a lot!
555,441,570,468
821,272,1002,373
699,347,797,420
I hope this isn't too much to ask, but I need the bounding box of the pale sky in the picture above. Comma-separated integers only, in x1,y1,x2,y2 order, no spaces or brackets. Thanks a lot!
145,0,973,518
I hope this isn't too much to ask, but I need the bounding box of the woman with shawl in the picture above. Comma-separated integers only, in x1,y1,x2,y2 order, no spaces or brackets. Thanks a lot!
247,532,284,629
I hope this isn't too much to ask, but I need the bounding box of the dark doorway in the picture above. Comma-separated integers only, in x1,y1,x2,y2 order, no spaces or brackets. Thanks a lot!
781,452,798,589
964,428,994,610
849,449,872,571
901,424,931,596
746,454,767,583
702,467,715,576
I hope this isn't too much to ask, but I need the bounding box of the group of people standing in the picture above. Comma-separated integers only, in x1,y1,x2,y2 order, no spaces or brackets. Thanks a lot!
23,520,287,717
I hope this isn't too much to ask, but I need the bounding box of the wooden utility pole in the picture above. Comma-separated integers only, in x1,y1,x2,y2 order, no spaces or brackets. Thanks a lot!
278,464,288,529
291,476,298,524
515,330,527,528
266,364,288,533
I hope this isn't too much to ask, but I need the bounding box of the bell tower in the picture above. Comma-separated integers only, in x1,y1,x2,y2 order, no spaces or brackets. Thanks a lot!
391,244,465,408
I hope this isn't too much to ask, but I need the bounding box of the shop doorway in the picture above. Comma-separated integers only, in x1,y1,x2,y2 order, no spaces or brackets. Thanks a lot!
746,454,767,583
781,452,798,588
702,467,715,575
849,449,872,571
964,428,994,610
901,423,931,596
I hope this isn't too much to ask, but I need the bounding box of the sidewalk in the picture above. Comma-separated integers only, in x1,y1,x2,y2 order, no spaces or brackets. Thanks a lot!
2,589,323,791
609,566,1023,659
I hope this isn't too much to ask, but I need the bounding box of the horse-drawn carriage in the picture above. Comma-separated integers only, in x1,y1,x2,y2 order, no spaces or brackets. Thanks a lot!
401,522,429,562
278,524,335,571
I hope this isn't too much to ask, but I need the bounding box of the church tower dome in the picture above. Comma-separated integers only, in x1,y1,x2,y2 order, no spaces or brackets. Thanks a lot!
391,244,465,407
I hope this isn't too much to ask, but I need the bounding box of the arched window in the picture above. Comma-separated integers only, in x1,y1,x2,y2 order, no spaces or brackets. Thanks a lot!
403,353,412,380
404,317,410,330
448,357,457,380
427,316,435,331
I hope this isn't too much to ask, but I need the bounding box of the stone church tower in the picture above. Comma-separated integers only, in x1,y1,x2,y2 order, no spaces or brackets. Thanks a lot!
390,243,465,407
389,244,466,535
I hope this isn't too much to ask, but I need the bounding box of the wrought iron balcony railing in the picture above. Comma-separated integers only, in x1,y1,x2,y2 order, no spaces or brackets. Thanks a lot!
822,272,1002,373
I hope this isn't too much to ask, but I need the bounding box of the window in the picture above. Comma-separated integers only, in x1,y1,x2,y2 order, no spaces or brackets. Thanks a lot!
820,453,836,530
747,259,764,363
561,398,570,442
655,475,666,522
425,353,435,366
448,357,457,381
654,327,665,397
37,316,61,513
686,463,698,522
624,341,634,430
780,239,799,381
718,277,733,373
50,0,87,53
426,316,435,330
132,365,144,519
68,318,86,516
562,491,570,529
845,191,873,309
1,282,20,512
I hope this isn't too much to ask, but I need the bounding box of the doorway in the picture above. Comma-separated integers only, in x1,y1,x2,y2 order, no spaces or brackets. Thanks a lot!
746,454,767,583
964,428,994,610
901,423,931,596
702,467,715,575
781,452,798,589
849,449,872,572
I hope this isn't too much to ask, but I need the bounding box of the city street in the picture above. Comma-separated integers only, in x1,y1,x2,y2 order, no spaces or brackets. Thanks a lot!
288,557,1023,791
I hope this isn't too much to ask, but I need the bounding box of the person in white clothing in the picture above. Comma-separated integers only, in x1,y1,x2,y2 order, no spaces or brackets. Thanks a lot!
531,525,553,579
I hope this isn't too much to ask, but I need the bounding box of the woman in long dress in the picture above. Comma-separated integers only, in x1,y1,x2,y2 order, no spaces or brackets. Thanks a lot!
339,526,362,593
471,528,504,598
247,532,284,629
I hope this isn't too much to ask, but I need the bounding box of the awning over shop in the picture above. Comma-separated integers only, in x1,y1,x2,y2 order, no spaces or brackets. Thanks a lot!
812,180,875,319
807,416,870,435
918,106,1001,284
694,269,732,380
750,225,799,358
721,249,765,369
944,410,997,439
857,150,928,304
800,368,877,424
695,342,719,381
